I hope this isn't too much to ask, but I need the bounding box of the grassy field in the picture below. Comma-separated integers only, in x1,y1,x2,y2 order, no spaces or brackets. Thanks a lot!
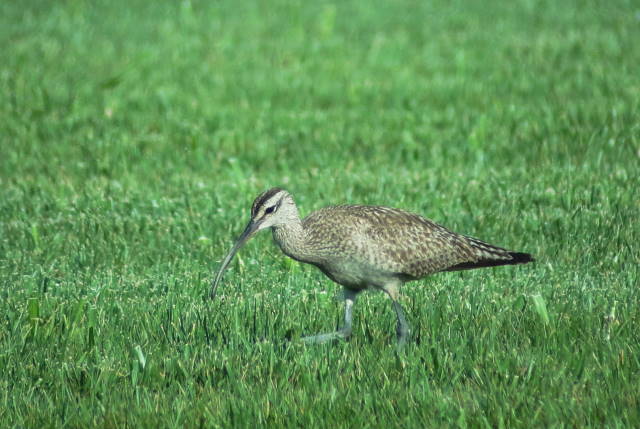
1,0,639,427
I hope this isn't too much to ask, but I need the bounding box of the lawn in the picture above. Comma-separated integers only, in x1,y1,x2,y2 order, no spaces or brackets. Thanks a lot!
1,0,639,427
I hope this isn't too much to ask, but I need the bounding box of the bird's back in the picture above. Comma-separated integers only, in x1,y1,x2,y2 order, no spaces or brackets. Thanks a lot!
300,205,487,286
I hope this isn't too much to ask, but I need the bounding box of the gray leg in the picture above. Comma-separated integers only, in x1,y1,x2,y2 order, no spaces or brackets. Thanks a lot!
380,281,411,347
392,300,411,348
302,288,357,344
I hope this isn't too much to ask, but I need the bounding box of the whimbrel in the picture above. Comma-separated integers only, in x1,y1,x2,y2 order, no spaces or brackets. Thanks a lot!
211,188,533,346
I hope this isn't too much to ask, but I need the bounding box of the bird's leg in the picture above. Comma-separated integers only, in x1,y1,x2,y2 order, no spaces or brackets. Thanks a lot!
381,282,411,348
392,300,410,349
301,289,357,344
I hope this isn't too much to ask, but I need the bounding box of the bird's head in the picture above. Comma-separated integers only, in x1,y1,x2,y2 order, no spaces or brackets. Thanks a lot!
249,187,297,230
210,187,295,299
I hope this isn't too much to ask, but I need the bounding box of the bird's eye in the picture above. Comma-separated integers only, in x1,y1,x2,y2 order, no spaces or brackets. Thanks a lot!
265,205,276,214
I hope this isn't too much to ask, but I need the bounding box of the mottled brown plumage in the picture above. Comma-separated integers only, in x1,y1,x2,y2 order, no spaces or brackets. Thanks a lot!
211,188,534,346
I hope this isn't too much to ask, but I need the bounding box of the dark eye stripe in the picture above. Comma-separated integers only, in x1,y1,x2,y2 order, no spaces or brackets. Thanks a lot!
266,197,284,214
251,188,284,217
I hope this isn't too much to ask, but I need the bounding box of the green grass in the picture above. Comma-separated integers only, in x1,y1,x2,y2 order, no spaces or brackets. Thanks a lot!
1,0,639,427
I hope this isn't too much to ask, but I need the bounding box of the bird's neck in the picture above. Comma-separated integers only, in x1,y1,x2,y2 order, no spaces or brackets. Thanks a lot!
272,217,309,263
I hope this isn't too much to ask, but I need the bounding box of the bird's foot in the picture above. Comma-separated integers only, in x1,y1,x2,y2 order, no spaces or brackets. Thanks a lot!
395,335,408,353
395,325,410,353
301,328,351,344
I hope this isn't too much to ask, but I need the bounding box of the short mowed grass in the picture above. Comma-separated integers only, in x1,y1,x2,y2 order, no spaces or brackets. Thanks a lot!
1,0,639,427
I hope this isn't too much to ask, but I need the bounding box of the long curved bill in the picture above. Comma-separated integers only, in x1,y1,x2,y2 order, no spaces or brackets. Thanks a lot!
210,220,259,300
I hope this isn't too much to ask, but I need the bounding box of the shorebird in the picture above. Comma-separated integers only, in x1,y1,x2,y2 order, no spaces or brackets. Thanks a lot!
211,188,533,346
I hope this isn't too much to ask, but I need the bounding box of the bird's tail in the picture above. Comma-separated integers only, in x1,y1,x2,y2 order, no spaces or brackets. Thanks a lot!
445,236,534,271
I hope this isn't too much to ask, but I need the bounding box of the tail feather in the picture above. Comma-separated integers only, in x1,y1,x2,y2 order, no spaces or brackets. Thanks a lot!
445,235,534,271
445,251,534,271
